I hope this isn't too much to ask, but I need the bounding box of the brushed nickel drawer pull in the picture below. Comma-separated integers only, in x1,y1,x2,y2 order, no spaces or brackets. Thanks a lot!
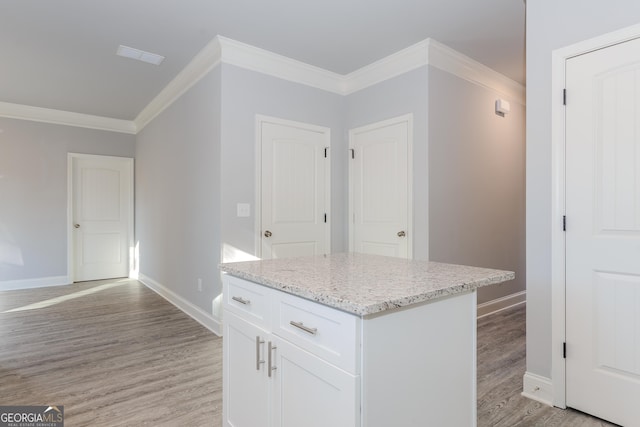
268,341,277,377
290,321,317,335
256,336,265,371
232,296,250,305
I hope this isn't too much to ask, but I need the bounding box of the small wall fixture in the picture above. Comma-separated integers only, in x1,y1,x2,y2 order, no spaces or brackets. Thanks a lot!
495,99,510,117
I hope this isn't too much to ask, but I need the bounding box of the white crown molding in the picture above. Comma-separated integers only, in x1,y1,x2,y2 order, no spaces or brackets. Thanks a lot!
0,102,136,134
426,39,525,105
0,36,525,133
343,39,429,94
134,37,223,132
216,36,344,95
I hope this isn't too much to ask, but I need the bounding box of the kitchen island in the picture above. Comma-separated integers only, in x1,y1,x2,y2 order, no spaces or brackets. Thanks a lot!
220,253,514,427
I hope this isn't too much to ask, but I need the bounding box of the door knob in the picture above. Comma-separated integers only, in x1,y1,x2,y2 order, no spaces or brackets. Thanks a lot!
74,224,81,229
264,230,272,238
397,231,406,237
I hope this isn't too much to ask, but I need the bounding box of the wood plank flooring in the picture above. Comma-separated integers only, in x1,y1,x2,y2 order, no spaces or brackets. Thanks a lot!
0,280,619,426
0,279,222,426
477,304,617,426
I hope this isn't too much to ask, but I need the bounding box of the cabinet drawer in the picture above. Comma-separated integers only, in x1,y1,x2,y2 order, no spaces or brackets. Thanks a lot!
223,275,271,329
273,292,360,374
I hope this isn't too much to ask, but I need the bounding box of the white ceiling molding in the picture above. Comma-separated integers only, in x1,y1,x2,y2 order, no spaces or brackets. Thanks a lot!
0,36,524,134
134,38,223,131
0,101,136,134
342,39,429,95
426,39,525,105
217,36,344,95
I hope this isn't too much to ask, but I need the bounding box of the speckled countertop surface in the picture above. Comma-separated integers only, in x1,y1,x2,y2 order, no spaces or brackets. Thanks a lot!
219,253,514,316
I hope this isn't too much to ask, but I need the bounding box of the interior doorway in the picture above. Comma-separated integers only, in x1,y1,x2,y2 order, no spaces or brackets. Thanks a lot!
348,114,413,259
256,116,330,259
68,153,134,282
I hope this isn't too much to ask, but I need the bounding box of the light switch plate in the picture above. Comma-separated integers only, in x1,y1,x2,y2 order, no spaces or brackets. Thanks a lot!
237,203,251,217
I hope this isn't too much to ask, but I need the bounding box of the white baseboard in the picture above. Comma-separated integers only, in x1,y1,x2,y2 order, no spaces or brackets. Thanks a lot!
522,372,554,406
0,275,70,291
477,290,526,318
138,274,222,336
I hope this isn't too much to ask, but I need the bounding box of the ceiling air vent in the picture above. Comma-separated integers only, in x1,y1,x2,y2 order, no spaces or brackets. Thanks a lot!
116,45,165,65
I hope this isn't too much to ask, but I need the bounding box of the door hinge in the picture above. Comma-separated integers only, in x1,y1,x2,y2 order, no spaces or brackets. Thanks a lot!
563,342,567,359
350,148,355,159
324,147,328,158
563,215,566,231
324,213,327,223
563,89,567,105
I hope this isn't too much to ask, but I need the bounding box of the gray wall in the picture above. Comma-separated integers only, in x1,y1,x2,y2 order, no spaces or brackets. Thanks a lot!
0,118,135,284
135,67,221,314
220,64,347,262
345,66,430,260
526,1,640,378
428,67,525,305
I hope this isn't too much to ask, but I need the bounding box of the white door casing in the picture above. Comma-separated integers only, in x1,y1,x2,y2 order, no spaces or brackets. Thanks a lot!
68,154,133,282
257,116,330,260
564,37,640,426
349,114,413,259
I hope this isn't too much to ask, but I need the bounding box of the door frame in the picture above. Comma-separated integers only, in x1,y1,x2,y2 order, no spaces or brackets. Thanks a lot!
550,23,640,408
67,153,135,282
254,115,331,258
348,114,414,259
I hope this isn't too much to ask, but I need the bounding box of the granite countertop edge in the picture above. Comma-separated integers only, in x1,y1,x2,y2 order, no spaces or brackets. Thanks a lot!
220,264,515,316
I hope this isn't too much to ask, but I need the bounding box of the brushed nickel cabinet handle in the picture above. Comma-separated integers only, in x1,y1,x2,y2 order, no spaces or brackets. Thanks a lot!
256,336,265,370
268,341,277,377
290,320,317,335
232,296,250,305
264,230,272,238
397,230,406,237
74,224,81,229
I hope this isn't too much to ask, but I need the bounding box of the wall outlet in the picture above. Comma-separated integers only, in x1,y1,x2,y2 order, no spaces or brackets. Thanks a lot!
197,278,203,292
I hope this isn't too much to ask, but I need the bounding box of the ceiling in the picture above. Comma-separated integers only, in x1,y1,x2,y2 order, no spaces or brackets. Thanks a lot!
0,0,525,121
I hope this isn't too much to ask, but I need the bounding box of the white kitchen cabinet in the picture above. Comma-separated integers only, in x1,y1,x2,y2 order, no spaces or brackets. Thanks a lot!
223,311,270,427
272,336,359,427
220,252,504,427
223,275,360,427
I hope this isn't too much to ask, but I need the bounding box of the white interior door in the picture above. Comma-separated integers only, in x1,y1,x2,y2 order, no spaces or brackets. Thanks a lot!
259,117,330,259
349,115,412,259
565,37,640,427
71,154,133,282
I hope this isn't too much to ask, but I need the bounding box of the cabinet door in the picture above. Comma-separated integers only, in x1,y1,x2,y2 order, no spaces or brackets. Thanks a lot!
223,311,270,427
271,336,359,427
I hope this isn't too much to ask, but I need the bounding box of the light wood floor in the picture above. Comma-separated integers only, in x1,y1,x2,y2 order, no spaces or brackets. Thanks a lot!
477,304,617,426
0,280,618,426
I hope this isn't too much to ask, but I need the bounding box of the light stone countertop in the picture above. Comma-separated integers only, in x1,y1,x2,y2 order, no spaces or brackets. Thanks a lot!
219,253,515,316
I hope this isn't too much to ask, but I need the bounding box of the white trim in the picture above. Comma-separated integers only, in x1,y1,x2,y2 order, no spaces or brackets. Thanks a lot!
134,38,222,132
139,273,222,336
0,276,70,291
427,39,525,105
343,40,430,94
476,290,526,319
0,37,524,133
254,115,332,259
522,372,554,406
0,101,136,134
218,36,344,95
348,114,414,260
67,153,135,283
550,21,640,409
